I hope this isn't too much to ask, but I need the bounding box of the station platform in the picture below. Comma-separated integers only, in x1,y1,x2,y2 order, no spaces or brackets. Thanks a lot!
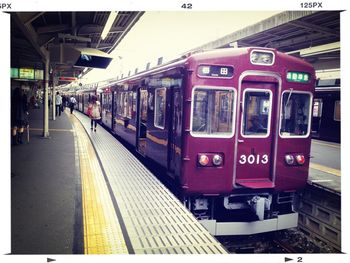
308,140,341,194
11,106,227,254
11,106,81,254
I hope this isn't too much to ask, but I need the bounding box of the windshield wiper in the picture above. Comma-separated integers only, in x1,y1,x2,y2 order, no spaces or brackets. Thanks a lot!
285,88,293,106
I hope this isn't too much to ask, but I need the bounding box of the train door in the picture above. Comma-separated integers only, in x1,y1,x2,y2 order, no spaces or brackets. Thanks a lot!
136,88,148,155
168,86,182,175
234,81,277,188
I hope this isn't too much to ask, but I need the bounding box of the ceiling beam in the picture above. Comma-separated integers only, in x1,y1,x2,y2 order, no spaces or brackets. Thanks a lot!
72,12,77,35
186,11,320,53
58,12,62,24
38,35,56,47
268,32,332,49
78,25,125,35
58,33,91,43
289,20,340,37
107,11,144,53
12,13,49,61
36,24,70,34
19,12,45,25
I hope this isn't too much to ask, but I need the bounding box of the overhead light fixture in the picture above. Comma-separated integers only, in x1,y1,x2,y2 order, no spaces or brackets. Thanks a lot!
83,68,88,73
300,42,340,57
101,11,118,40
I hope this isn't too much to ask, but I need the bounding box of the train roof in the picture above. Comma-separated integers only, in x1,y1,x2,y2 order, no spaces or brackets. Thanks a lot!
98,47,314,89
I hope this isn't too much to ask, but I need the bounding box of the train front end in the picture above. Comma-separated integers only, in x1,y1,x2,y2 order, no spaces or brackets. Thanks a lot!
181,48,315,235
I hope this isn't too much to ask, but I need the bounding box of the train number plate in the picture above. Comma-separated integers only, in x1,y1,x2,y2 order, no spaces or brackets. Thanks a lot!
239,154,268,165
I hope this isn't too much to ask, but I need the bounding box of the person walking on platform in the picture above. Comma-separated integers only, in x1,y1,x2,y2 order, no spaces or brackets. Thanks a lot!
87,96,101,132
62,96,67,111
11,87,29,145
69,95,77,114
55,92,62,116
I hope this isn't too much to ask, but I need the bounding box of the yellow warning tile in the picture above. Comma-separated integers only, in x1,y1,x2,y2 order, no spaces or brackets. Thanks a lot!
68,113,128,254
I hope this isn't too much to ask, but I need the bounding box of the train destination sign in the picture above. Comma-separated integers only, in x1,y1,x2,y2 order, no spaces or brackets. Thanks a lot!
286,71,310,83
198,65,234,78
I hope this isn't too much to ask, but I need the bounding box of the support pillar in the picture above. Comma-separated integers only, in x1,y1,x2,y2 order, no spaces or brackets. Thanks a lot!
42,58,50,137
52,74,56,120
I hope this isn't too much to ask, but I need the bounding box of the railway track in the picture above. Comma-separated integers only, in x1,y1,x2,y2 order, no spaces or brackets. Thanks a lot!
217,228,338,253
272,239,299,253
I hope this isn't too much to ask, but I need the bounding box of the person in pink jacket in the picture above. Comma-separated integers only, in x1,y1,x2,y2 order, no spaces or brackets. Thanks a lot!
87,96,101,132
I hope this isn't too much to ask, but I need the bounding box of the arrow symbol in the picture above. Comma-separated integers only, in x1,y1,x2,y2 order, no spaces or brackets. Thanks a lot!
47,258,56,263
285,257,293,262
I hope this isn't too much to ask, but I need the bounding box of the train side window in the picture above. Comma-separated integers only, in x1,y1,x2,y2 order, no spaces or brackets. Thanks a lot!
116,92,122,115
116,91,127,117
313,99,323,117
191,87,235,137
334,100,341,121
280,92,312,137
113,91,118,116
123,92,128,117
127,91,133,118
154,88,166,129
140,90,148,123
242,90,271,137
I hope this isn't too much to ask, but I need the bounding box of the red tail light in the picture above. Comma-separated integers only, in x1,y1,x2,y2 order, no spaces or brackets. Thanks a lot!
295,154,305,165
198,155,210,166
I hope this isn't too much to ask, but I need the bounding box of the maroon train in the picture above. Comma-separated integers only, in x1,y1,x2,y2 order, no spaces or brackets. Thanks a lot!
76,48,315,235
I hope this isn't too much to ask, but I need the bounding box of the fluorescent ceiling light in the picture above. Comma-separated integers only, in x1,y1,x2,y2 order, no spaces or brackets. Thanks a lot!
300,42,340,57
286,42,340,57
101,11,118,40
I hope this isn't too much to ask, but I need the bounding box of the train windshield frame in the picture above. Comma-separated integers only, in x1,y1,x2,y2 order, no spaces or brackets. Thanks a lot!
190,86,236,138
279,90,313,138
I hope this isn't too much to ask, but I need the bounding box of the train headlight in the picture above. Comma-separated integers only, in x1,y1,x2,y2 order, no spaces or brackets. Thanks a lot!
261,54,272,64
296,154,305,165
212,154,223,166
250,50,275,65
251,53,259,63
285,155,294,165
198,154,210,166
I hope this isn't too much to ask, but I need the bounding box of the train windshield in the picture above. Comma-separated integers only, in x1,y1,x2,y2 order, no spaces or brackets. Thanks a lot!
191,87,235,137
280,91,312,137
242,90,271,137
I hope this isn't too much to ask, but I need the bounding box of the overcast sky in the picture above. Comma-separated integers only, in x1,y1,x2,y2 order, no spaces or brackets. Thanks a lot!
83,11,280,84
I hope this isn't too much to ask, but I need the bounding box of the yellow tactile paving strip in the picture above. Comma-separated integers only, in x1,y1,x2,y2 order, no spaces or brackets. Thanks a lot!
310,163,341,177
68,112,128,254
73,111,227,254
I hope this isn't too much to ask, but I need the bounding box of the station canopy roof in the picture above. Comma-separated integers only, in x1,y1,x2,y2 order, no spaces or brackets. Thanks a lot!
187,11,340,70
11,11,340,86
11,11,144,84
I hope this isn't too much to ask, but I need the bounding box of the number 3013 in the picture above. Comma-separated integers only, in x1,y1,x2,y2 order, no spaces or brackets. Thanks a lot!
239,154,268,165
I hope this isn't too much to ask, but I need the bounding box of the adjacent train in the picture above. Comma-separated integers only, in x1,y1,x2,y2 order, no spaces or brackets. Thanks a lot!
75,47,316,235
312,79,340,143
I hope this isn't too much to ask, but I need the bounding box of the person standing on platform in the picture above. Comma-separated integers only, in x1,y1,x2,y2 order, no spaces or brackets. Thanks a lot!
48,93,52,108
87,96,101,132
62,96,67,111
69,95,77,114
55,92,62,117
11,87,29,145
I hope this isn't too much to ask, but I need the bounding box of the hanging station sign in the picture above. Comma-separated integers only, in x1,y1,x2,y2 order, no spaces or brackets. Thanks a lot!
11,67,44,81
